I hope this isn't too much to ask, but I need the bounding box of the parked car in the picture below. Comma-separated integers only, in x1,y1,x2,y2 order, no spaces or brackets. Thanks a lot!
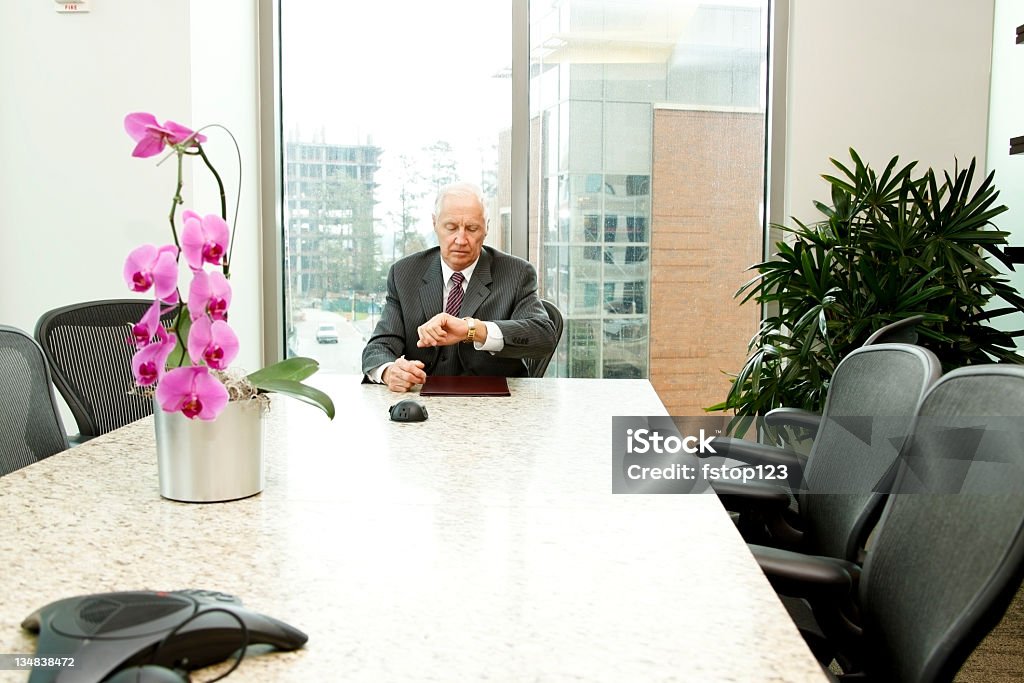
316,323,339,344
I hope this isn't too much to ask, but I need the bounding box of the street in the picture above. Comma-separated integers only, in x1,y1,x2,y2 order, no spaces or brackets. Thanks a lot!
289,308,375,375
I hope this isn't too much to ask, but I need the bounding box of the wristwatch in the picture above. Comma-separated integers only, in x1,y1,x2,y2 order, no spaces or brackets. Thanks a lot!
463,317,476,343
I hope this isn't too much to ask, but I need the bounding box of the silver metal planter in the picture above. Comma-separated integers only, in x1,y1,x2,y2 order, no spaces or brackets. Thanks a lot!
154,399,267,503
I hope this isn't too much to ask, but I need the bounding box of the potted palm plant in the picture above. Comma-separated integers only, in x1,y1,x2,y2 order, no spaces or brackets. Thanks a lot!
710,148,1024,421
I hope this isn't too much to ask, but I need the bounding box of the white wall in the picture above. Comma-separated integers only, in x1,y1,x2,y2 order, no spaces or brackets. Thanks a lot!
783,0,995,222
0,2,191,336
189,1,262,373
0,2,261,360
0,0,261,428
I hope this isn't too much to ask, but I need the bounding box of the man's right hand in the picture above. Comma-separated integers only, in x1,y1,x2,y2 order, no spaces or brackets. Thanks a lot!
382,356,427,392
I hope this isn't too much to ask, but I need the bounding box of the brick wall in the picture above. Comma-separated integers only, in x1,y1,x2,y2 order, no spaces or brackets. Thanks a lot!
650,108,764,415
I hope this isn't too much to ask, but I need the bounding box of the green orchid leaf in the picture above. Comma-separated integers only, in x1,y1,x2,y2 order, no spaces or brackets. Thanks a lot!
165,306,193,369
251,377,335,420
247,356,321,384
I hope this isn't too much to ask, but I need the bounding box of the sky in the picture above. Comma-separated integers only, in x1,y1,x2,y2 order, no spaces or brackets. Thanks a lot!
281,0,512,193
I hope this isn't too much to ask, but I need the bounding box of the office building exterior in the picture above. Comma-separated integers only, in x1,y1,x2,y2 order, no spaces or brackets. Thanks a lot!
284,139,382,307
508,1,767,413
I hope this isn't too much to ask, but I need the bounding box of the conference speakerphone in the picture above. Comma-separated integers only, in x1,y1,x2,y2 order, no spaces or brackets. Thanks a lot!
20,589,308,682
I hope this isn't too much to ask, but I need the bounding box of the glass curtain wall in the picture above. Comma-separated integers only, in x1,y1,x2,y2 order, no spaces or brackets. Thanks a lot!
280,0,769,407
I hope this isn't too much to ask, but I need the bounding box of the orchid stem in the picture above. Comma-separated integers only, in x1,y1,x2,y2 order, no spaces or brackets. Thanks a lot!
195,144,227,224
168,151,184,250
192,124,241,279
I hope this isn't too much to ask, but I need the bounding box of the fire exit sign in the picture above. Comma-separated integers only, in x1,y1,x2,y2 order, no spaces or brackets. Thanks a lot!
56,2,89,12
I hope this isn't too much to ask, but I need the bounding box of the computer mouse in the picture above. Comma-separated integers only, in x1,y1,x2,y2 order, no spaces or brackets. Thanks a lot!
389,399,428,422
103,665,188,683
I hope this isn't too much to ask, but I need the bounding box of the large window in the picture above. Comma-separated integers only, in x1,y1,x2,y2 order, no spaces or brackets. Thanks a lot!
281,1,512,371
279,0,769,413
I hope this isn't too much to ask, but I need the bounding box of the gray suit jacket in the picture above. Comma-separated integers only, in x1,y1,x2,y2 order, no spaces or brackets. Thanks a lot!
361,246,557,377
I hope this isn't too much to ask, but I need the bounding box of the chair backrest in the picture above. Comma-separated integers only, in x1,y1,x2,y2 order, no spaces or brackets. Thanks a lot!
526,300,564,378
797,343,942,562
0,325,68,475
857,365,1024,683
863,314,926,346
34,299,177,438
763,317,930,450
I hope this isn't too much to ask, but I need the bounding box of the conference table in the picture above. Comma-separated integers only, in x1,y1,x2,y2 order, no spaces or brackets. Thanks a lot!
0,376,827,682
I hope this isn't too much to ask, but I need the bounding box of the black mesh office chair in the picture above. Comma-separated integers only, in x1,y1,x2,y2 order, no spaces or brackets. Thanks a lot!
762,365,1024,681
0,325,68,475
715,343,941,559
34,299,178,441
525,300,564,378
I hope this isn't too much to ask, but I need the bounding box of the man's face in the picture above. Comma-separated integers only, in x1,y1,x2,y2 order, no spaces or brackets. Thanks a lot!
434,193,487,272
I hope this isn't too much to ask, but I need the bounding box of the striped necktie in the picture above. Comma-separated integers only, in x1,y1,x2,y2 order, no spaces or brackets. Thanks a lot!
445,271,465,316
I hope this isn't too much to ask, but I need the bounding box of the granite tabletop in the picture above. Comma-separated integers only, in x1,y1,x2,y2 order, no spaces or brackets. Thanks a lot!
0,377,826,682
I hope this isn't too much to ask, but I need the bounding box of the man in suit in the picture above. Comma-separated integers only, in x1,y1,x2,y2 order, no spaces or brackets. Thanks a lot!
362,182,557,392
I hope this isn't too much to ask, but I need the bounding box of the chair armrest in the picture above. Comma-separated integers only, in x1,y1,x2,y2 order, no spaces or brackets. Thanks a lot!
715,480,804,547
751,544,860,600
711,436,806,469
764,407,822,433
752,545,866,652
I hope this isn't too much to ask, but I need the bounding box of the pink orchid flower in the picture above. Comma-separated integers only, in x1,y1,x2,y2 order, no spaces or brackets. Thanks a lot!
130,327,177,386
155,365,229,420
188,270,232,321
130,299,166,349
124,244,180,303
187,316,239,370
124,112,206,158
181,210,230,270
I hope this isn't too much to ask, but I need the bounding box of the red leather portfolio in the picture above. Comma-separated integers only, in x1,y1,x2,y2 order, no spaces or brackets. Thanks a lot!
420,375,511,396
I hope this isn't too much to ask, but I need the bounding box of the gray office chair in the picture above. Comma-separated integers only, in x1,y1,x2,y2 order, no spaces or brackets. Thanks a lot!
0,325,68,475
35,299,178,441
762,364,1024,682
525,300,564,378
715,343,941,560
861,314,925,346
